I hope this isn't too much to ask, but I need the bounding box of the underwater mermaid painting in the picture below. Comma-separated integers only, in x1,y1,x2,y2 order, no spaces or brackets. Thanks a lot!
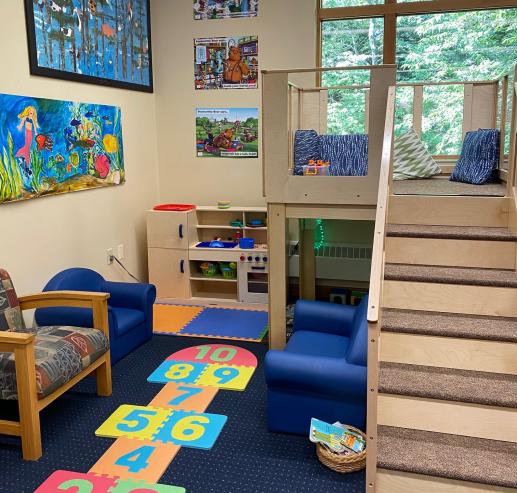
16,105,39,177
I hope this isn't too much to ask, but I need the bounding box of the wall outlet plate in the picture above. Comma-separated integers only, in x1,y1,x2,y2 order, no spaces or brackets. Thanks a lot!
106,248,114,265
117,244,124,260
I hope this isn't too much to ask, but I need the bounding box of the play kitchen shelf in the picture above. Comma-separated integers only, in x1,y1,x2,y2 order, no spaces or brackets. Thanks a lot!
147,206,268,303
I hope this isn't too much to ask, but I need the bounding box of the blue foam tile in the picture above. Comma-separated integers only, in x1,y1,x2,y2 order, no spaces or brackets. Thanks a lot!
178,308,268,340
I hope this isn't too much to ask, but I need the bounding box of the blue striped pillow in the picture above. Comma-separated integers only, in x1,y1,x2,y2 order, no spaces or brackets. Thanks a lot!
450,129,500,185
320,134,368,176
294,130,320,175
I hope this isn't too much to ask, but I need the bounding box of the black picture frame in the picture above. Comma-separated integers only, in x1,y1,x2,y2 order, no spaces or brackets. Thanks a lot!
23,0,154,93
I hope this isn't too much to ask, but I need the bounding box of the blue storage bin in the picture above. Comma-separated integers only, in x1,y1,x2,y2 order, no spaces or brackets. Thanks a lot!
239,238,255,249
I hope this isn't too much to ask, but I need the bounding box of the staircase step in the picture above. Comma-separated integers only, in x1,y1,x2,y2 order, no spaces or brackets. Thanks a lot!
385,263,517,288
382,309,517,343
387,224,516,241
379,362,517,408
378,426,517,490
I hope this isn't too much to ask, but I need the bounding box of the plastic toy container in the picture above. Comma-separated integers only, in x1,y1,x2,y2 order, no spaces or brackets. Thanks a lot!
239,238,255,249
219,262,237,279
200,262,219,277
302,164,330,176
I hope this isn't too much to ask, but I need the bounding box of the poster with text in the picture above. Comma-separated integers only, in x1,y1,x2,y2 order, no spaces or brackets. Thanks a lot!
193,0,258,20
196,108,259,158
194,36,258,90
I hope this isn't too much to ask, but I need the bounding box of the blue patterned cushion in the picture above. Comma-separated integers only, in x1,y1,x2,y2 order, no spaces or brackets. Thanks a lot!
0,325,109,399
450,129,500,185
320,134,368,176
294,130,320,175
0,269,26,332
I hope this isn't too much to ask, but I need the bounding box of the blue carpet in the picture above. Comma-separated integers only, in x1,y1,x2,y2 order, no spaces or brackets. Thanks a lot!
179,308,268,340
0,336,365,493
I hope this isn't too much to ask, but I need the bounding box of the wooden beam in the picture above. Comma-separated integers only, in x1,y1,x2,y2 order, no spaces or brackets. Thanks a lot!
383,0,397,65
412,85,424,137
319,0,517,20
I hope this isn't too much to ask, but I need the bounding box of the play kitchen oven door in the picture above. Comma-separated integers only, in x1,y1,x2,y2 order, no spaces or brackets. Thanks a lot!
238,253,269,304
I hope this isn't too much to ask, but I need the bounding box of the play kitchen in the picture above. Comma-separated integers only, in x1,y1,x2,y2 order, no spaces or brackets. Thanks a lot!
147,205,269,303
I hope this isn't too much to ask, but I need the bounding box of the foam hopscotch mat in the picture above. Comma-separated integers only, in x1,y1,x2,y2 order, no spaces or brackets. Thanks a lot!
34,345,257,491
34,470,185,492
153,303,269,342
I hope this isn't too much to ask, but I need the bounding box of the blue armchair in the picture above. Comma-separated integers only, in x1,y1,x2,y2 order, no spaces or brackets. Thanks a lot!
264,297,368,435
35,268,156,364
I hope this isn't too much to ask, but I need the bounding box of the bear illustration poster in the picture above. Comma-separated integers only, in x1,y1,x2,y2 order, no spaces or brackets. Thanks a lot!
193,0,258,20
196,108,259,158
194,36,258,90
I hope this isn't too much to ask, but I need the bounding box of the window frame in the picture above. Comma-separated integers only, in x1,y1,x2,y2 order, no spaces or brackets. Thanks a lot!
317,0,517,65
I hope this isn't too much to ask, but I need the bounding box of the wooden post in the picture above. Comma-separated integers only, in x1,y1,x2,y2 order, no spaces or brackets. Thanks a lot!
268,203,288,349
500,76,509,175
413,85,423,137
508,71,517,191
299,220,316,300
462,84,474,137
14,343,41,460
92,299,112,396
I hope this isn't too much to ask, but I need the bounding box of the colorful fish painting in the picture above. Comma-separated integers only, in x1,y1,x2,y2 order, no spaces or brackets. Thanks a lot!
0,93,124,204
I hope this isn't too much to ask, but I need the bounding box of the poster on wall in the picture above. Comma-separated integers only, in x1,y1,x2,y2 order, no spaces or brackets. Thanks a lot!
193,0,259,20
194,36,258,90
0,93,124,205
23,0,153,92
196,108,259,158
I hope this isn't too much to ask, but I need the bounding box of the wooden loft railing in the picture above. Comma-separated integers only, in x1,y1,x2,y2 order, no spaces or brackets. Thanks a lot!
364,85,396,492
262,65,397,206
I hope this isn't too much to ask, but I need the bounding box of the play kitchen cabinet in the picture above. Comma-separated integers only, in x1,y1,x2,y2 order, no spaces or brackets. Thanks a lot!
147,206,268,303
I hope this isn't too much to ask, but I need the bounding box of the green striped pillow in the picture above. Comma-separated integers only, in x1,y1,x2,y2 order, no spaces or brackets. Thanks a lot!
393,129,441,180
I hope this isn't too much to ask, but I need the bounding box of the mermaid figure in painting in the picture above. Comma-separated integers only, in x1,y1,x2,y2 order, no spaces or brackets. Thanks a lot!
16,106,39,177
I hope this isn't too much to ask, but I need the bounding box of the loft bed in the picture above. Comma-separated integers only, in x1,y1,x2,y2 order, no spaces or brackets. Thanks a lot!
262,65,515,349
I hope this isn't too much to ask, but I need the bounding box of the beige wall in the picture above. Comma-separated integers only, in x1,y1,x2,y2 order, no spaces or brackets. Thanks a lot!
152,0,318,207
0,1,159,294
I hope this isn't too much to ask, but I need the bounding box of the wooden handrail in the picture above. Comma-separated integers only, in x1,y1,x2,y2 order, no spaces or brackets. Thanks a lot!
262,64,396,75
367,86,396,324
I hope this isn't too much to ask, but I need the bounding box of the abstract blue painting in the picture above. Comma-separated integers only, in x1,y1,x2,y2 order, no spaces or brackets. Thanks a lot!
24,0,153,92
0,92,124,204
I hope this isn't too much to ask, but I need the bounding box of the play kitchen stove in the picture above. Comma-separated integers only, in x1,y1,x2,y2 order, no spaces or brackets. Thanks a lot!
238,253,269,303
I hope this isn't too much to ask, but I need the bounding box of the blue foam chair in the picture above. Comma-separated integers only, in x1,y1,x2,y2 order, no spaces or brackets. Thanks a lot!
35,268,156,364
264,297,368,435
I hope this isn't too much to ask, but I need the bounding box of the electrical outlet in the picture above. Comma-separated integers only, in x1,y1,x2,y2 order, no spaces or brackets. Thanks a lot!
117,244,124,260
106,248,114,265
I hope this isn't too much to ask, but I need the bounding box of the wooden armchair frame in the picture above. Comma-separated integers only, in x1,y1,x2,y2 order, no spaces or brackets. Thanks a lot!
0,291,112,460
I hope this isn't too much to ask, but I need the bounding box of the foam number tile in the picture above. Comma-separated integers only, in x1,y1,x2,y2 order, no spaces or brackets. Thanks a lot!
152,410,227,449
34,470,117,493
150,382,218,412
168,344,258,368
196,364,256,391
111,477,186,493
89,438,180,483
147,361,207,385
95,405,172,440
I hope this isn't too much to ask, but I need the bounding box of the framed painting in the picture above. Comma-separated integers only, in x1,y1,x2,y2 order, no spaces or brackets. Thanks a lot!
193,0,259,20
23,0,153,93
0,92,124,204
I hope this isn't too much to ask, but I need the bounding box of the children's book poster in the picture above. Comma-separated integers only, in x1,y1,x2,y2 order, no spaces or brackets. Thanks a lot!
196,108,259,158
193,0,259,20
194,36,258,90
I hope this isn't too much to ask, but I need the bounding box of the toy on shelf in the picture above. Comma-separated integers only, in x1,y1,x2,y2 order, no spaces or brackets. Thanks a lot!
218,200,231,209
239,238,255,249
200,262,219,277
219,262,237,279
247,219,265,227
302,159,330,176
153,203,196,211
230,219,244,227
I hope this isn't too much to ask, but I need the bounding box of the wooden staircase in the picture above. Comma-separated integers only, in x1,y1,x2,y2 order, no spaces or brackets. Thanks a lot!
374,195,517,492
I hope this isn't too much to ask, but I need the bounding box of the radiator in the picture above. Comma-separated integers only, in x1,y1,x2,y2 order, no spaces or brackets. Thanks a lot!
288,242,372,282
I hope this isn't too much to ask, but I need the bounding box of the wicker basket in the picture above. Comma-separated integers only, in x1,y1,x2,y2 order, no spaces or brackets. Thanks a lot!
316,426,367,474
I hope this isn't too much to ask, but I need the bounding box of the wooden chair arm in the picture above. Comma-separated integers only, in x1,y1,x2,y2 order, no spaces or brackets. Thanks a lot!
18,291,110,340
0,332,35,352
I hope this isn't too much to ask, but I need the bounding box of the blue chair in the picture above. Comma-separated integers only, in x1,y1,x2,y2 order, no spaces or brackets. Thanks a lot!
264,297,368,435
35,268,156,364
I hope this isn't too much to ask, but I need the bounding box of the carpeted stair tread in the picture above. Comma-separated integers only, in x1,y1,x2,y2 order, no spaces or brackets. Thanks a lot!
385,263,517,288
379,362,517,408
387,224,516,241
378,426,517,489
382,309,517,343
